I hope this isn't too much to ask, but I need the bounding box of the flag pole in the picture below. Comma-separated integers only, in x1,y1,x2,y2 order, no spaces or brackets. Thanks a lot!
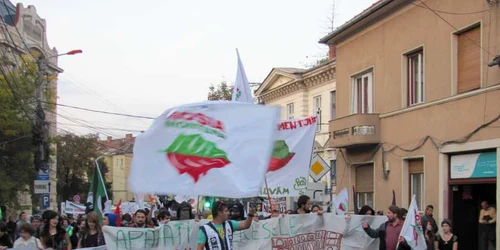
264,177,273,212
95,155,109,201
196,196,200,215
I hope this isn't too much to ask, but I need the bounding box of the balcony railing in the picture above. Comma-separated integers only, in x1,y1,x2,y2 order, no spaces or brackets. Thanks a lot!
329,113,380,148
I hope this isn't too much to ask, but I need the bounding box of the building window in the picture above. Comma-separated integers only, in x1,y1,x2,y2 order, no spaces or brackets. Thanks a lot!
457,26,480,94
408,158,424,209
287,103,294,119
330,91,336,120
407,50,424,106
313,95,321,131
356,192,374,208
355,164,374,209
330,160,337,186
352,71,373,114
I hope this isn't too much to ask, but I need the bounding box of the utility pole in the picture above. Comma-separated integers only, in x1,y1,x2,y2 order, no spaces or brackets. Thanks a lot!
32,50,82,211
33,57,50,173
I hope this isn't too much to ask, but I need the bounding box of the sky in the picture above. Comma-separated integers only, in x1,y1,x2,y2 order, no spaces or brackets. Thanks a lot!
17,0,377,139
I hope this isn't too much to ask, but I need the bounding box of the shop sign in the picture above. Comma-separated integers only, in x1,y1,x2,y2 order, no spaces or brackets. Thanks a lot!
450,152,497,179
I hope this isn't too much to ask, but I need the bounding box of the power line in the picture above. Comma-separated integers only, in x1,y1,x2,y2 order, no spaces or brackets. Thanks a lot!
41,101,155,120
407,1,492,15
416,0,495,57
58,123,144,133
0,135,30,146
62,74,151,126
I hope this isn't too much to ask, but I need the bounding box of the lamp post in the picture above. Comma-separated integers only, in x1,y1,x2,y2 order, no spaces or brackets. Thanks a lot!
33,49,82,172
33,50,82,212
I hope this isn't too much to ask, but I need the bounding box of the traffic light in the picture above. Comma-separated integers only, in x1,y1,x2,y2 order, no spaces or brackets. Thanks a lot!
204,201,211,209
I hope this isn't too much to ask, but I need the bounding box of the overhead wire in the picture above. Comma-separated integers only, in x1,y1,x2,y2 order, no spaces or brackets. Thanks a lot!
406,0,492,15
57,123,144,133
415,0,495,57
0,135,30,146
62,73,151,126
41,101,155,120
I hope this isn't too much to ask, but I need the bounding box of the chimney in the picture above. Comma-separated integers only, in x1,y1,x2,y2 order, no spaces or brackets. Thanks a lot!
328,44,336,59
126,133,133,141
107,136,112,143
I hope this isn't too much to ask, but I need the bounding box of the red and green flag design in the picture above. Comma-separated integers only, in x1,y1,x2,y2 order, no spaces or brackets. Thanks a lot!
267,140,295,172
165,133,231,182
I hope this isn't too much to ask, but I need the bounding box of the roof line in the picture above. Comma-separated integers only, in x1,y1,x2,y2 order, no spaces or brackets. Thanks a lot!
318,0,393,44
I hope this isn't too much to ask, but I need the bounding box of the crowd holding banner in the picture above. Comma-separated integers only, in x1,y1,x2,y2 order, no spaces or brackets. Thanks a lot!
100,214,386,250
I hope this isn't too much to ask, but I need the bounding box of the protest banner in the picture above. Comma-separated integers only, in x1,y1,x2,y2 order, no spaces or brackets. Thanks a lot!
9,247,106,250
129,101,280,198
261,116,318,197
61,201,86,214
103,214,386,250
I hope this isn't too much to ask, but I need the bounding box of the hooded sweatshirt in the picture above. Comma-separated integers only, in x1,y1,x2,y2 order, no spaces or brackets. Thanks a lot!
105,214,118,227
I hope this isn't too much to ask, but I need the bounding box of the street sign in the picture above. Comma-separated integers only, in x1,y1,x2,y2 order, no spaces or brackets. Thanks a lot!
37,169,49,180
73,195,80,203
34,180,50,194
309,154,330,182
41,194,50,209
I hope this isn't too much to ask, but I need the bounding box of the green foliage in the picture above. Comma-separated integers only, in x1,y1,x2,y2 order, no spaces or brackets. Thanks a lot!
0,56,38,209
55,133,100,204
208,81,233,101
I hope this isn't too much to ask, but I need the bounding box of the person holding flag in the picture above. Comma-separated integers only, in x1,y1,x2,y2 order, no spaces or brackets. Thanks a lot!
399,195,427,250
362,205,410,250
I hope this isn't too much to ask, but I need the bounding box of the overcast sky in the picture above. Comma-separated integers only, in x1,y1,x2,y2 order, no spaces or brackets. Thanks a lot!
18,0,377,138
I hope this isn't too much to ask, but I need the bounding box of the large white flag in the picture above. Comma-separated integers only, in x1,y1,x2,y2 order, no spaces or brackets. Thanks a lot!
231,49,253,103
134,193,144,208
400,195,427,249
261,116,317,197
129,101,279,198
333,188,349,215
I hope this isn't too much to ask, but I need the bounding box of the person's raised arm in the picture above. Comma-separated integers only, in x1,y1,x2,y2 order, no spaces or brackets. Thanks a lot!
237,208,256,231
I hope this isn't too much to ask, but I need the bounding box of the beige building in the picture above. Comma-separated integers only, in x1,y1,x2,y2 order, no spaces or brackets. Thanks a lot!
320,0,500,248
255,61,337,207
0,2,63,212
99,134,135,204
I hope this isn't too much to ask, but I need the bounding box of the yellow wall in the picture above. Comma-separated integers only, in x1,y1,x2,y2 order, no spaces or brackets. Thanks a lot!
105,154,133,204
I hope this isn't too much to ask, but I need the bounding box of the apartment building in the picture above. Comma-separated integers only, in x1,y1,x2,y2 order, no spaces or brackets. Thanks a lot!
320,0,500,248
255,60,337,207
0,1,63,212
99,134,135,204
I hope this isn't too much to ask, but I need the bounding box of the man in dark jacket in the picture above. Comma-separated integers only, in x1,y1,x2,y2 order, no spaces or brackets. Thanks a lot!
420,205,438,234
362,205,410,250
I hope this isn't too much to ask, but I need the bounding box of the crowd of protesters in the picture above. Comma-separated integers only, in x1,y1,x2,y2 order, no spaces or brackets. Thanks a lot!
1,196,493,250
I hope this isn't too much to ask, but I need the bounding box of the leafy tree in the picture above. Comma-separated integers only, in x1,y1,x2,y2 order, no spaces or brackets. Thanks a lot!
55,133,108,204
0,55,39,210
208,81,233,101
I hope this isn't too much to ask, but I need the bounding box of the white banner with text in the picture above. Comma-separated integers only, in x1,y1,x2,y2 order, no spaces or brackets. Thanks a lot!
103,214,386,250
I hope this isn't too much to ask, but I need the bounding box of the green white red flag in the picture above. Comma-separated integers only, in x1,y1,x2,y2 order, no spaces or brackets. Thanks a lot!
400,195,427,249
129,101,279,198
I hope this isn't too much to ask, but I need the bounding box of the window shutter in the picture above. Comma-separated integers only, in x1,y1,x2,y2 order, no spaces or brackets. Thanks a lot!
457,26,481,94
356,164,374,193
408,159,424,174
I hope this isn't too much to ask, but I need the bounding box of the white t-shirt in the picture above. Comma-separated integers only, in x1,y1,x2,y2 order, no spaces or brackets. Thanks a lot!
13,236,42,249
